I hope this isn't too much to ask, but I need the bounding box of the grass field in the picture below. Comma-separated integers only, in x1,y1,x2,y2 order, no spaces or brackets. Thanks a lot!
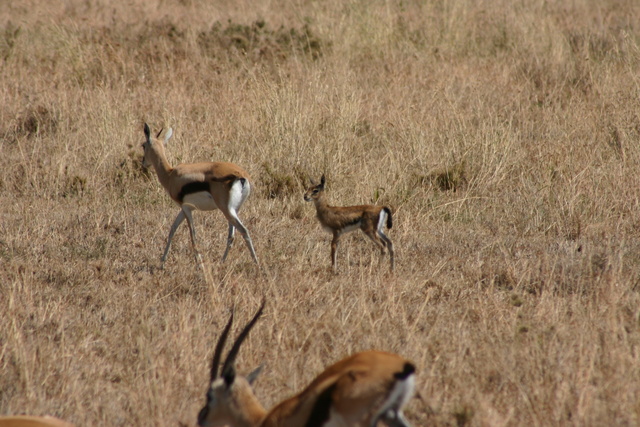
2,0,640,425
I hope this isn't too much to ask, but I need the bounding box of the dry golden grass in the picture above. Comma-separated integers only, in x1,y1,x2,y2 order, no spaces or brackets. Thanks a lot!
2,0,640,425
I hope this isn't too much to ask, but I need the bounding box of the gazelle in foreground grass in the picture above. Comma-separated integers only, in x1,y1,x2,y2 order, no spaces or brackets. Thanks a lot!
304,175,394,273
0,416,74,427
141,123,258,268
198,300,415,427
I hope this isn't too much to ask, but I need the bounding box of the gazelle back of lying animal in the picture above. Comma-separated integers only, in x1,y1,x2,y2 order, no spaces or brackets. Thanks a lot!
0,416,74,427
198,301,415,427
141,124,258,268
304,174,394,273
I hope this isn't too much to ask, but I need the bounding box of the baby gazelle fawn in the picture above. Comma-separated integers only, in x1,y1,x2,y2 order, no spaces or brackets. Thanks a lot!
141,124,258,268
198,300,416,427
304,175,394,273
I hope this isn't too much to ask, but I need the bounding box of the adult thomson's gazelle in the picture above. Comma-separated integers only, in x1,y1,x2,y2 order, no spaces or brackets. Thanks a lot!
304,175,394,273
141,123,258,268
198,301,415,427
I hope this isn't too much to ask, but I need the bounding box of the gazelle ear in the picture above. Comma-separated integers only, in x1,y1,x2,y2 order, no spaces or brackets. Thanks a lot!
320,174,326,187
143,123,151,140
164,127,173,145
247,364,264,385
309,177,317,186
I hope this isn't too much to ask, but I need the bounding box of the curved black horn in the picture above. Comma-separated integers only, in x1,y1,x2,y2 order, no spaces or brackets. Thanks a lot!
209,308,235,382
156,127,164,138
220,299,266,384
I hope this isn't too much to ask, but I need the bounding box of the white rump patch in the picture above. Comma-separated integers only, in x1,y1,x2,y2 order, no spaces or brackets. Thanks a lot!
183,192,218,211
228,179,249,211
377,210,387,233
321,371,415,427
372,372,415,423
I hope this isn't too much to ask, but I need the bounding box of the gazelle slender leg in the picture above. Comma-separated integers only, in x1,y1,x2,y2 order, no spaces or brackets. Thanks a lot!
364,229,387,254
379,231,394,271
364,229,392,271
377,410,412,427
221,223,236,262
376,211,395,271
217,178,258,264
161,209,187,268
182,205,204,266
331,232,341,273
225,210,258,264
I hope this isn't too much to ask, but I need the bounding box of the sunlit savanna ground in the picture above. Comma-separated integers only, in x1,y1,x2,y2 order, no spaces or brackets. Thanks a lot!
2,1,640,425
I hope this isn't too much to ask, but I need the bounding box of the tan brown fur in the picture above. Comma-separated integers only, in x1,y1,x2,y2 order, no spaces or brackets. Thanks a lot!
262,351,413,426
141,124,258,267
202,377,266,427
198,303,415,427
304,175,394,273
0,416,74,427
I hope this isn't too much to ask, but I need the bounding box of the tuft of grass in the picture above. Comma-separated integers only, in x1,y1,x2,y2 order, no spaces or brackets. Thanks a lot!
197,19,326,62
113,146,151,187
415,161,468,192
453,404,474,427
0,22,21,60
11,105,59,140
510,293,524,307
479,264,516,291
61,174,86,198
260,162,306,199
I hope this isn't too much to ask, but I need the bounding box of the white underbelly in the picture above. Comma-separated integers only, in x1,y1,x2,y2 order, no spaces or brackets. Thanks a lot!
182,192,218,211
323,222,361,235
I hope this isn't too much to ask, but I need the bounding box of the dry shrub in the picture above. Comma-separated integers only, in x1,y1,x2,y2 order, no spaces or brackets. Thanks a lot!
479,263,516,292
11,105,59,140
0,22,20,60
198,20,325,62
414,161,468,192
260,163,307,199
113,147,151,188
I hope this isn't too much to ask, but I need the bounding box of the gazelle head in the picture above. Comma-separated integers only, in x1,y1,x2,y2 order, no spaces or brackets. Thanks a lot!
141,123,173,168
197,301,266,427
303,174,326,202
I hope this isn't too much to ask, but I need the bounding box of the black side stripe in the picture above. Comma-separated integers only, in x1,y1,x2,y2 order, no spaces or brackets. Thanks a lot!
177,176,246,203
394,362,415,380
305,383,336,427
177,181,210,203
342,217,362,229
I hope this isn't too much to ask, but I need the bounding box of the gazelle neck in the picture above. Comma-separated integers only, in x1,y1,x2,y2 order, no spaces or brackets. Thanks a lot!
233,394,267,427
312,192,332,214
148,145,173,190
